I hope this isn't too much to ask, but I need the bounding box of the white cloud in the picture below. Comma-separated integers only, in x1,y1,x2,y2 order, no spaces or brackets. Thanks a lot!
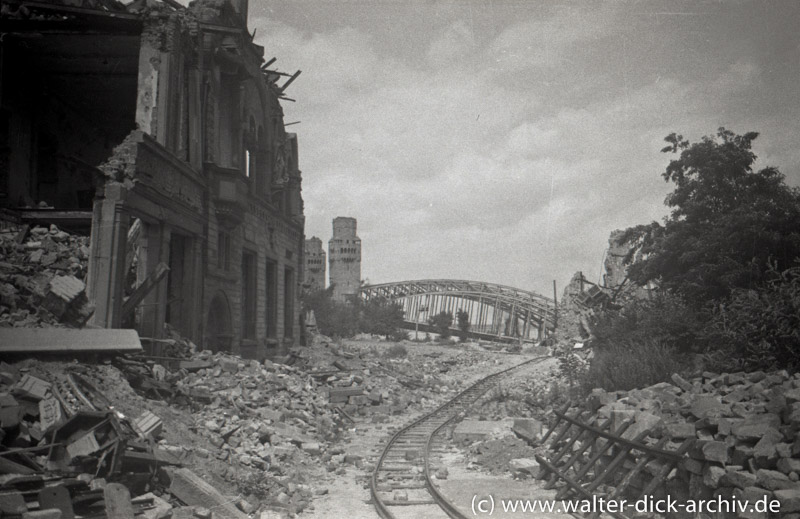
253,3,800,296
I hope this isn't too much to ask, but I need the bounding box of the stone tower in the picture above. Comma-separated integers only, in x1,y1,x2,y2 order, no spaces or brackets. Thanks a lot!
328,217,361,302
303,237,326,292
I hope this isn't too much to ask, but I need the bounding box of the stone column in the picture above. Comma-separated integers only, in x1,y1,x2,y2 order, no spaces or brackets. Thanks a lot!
88,183,130,328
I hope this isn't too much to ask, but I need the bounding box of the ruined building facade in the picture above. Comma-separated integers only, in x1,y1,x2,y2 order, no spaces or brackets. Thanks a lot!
303,237,326,292
328,217,361,302
1,0,305,357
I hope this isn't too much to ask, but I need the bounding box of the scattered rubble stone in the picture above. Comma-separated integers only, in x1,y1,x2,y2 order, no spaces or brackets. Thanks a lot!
536,368,800,516
0,224,91,328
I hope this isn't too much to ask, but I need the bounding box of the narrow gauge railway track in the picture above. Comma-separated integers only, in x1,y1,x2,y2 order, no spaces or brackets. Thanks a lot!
370,355,548,518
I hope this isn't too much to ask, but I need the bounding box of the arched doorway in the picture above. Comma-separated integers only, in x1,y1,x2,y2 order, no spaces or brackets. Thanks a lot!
205,291,233,352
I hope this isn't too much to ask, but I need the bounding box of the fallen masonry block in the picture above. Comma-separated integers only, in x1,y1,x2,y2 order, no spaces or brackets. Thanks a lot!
15,374,51,401
512,418,543,443
690,440,730,464
39,397,64,432
42,275,84,317
134,410,163,440
774,488,800,513
0,328,143,355
328,387,364,403
104,483,134,519
0,492,27,515
509,458,540,477
166,467,248,519
132,492,172,519
453,420,511,443
38,485,73,519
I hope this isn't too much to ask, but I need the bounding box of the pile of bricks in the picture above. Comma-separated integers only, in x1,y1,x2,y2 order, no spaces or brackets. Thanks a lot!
0,224,92,328
581,370,800,518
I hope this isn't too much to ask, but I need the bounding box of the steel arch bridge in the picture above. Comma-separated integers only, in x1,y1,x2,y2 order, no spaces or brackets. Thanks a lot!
360,279,557,342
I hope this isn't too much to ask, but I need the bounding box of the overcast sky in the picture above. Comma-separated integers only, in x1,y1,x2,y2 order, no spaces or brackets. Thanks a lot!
250,0,800,297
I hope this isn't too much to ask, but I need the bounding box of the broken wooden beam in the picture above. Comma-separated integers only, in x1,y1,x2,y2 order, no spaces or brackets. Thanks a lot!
121,262,169,319
279,70,301,92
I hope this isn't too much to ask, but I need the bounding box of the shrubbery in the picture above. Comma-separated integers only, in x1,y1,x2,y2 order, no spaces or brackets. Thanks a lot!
302,288,407,341
582,338,687,392
429,311,453,339
703,262,800,372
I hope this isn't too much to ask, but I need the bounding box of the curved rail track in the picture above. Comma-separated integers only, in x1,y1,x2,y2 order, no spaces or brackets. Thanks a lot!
370,355,548,518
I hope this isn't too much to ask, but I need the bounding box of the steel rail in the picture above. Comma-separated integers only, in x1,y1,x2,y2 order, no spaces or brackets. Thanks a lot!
370,355,549,519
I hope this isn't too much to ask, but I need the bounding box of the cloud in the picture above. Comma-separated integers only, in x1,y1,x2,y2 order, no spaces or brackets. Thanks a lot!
427,20,476,65
253,3,800,296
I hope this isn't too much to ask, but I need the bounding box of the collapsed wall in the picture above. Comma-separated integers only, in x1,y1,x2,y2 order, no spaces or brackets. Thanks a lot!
557,230,653,345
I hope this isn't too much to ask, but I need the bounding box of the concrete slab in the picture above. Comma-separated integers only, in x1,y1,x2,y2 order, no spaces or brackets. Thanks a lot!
0,328,142,354
452,419,514,443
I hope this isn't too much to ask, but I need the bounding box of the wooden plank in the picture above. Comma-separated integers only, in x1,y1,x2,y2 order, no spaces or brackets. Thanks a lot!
0,455,37,474
638,438,694,498
553,420,633,498
554,409,683,461
0,329,142,354
585,430,651,494
535,454,628,519
541,401,573,446
550,418,611,482
121,262,169,319
588,438,670,519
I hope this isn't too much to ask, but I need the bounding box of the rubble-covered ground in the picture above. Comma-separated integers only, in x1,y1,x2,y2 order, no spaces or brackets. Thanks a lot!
0,223,92,328
0,332,555,518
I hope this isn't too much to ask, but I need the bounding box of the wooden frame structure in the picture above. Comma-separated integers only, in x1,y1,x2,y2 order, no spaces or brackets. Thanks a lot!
535,404,693,519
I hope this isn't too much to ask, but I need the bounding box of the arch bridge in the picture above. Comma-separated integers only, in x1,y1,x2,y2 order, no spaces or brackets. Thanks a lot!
360,279,557,343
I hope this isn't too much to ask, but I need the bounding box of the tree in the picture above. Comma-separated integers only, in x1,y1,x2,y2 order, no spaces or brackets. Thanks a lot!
429,311,453,339
624,128,800,307
359,296,405,338
301,287,359,338
456,309,470,342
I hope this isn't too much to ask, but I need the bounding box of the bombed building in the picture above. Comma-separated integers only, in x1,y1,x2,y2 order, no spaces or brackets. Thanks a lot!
0,0,305,358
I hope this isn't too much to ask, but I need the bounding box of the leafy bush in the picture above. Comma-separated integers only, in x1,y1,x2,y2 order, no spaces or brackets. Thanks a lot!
303,290,406,340
429,311,453,339
591,293,705,353
388,328,410,342
360,296,405,338
456,309,470,342
704,262,800,372
583,338,687,392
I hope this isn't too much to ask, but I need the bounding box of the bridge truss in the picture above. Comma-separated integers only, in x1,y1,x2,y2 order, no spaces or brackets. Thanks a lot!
360,279,557,342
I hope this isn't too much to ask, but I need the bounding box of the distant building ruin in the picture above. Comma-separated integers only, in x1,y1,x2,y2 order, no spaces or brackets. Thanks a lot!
303,237,326,292
1,0,305,358
328,217,361,302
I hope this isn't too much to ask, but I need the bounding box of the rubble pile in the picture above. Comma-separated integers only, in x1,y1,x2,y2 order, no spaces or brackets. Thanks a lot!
558,370,800,517
0,224,91,328
0,360,189,518
473,367,562,422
